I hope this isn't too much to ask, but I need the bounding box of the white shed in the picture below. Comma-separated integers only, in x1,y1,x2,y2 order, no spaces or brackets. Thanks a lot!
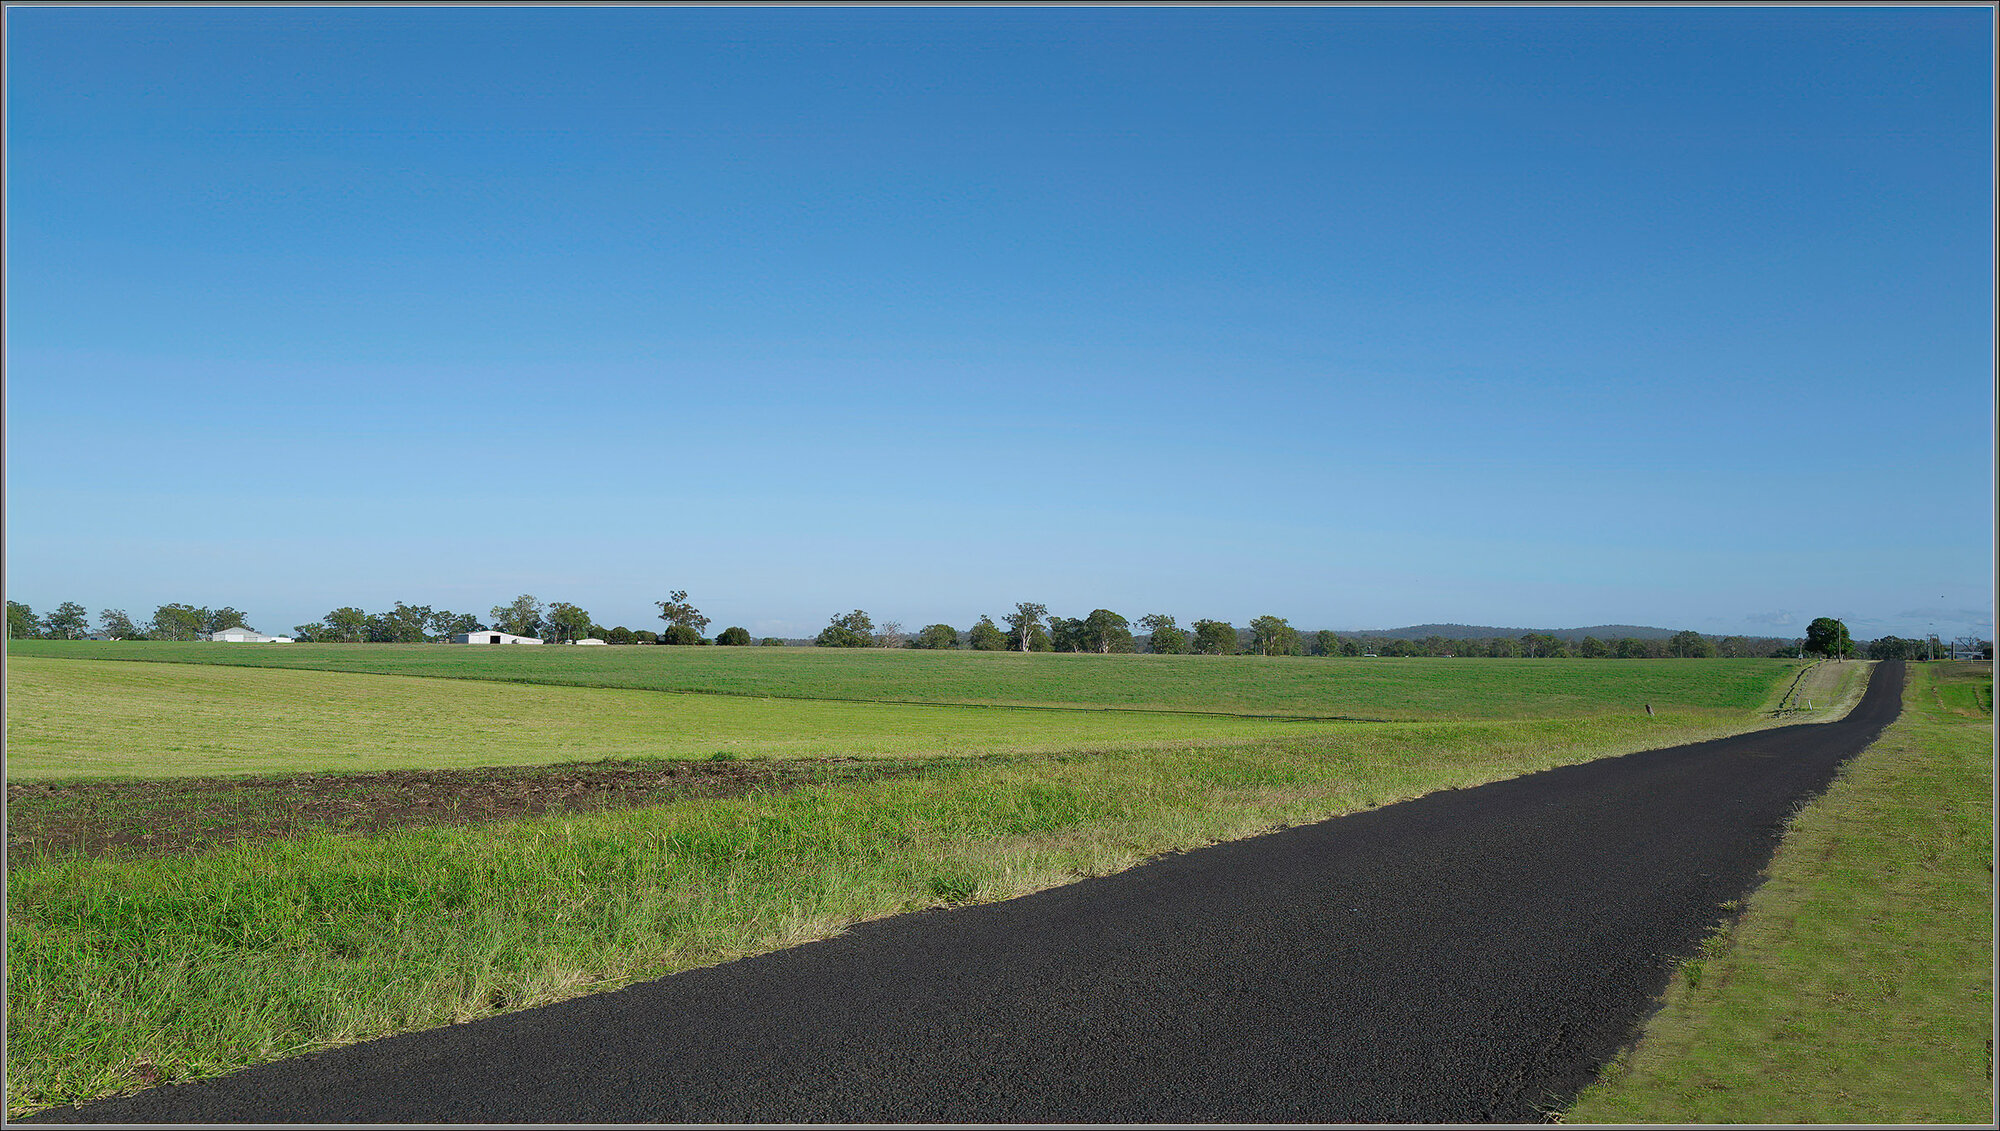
573,637,608,646
450,631,543,645
205,627,293,643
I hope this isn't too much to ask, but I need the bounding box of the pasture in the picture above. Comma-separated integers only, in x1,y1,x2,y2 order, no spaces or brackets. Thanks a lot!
4,657,1331,781
5,639,1792,721
6,647,1838,1117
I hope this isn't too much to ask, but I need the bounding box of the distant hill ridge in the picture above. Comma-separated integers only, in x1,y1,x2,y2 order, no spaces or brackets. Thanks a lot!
1342,624,1692,643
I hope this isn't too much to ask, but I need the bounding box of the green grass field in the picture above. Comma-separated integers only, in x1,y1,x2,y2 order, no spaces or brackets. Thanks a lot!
4,657,1340,780
6,639,1794,721
1565,661,1994,1124
3,646,1856,1117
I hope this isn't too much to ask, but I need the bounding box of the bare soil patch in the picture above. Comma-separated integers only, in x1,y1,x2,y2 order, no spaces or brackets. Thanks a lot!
6,757,915,867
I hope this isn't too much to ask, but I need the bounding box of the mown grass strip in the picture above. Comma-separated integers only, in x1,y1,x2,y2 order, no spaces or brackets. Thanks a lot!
8,706,1798,1118
1564,661,1994,1124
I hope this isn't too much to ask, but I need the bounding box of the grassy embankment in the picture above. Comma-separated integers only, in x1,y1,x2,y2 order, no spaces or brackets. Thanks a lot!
7,649,1820,1117
1565,660,1994,1124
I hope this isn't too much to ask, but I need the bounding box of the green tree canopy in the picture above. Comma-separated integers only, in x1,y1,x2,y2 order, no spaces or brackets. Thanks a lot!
44,602,91,640
430,610,482,641
1666,630,1717,658
1249,615,1300,656
1517,633,1559,658
1049,617,1086,652
815,610,875,648
7,601,41,639
97,608,139,640
968,615,1008,651
366,602,433,643
654,590,710,636
148,604,207,642
1805,617,1853,659
660,624,706,646
1004,603,1048,653
491,595,544,638
1082,609,1134,654
544,602,594,644
1867,635,1918,660
1139,614,1188,655
202,607,250,634
913,623,960,649
716,626,753,646
1191,620,1237,655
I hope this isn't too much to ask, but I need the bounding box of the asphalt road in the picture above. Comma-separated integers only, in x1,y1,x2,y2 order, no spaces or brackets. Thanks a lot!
28,661,1905,1125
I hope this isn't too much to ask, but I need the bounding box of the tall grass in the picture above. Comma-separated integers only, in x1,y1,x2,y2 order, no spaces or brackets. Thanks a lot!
8,708,1785,1117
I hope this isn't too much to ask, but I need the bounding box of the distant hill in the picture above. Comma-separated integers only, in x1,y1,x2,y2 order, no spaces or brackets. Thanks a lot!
1341,624,1688,643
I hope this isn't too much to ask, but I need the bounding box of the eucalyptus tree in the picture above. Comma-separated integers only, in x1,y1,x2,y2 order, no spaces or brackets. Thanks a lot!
1140,614,1188,655
44,602,91,640
654,590,709,638
913,624,960,649
148,604,207,642
202,607,250,634
816,610,875,648
1191,620,1237,655
545,602,594,644
1082,609,1134,653
98,608,140,640
1804,617,1852,660
7,601,40,639
1248,615,1300,656
1005,602,1048,653
430,610,482,641
969,615,1008,651
491,595,545,638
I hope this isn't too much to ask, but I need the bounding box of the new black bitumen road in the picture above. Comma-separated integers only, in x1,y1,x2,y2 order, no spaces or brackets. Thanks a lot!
26,661,1906,1125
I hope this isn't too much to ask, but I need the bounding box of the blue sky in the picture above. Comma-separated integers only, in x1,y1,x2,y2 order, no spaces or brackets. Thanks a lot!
6,6,1993,641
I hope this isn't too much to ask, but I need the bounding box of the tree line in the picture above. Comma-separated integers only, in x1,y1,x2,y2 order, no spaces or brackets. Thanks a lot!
7,597,1986,660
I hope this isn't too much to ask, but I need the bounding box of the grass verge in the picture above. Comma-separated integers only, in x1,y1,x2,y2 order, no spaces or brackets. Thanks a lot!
9,706,1802,1118
1563,661,1994,1124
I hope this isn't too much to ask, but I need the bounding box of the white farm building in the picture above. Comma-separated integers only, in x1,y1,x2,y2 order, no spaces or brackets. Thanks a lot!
449,631,543,645
204,627,294,643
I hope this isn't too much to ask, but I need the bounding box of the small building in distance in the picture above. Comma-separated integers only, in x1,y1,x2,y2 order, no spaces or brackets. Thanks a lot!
572,637,608,646
204,627,294,643
449,631,543,645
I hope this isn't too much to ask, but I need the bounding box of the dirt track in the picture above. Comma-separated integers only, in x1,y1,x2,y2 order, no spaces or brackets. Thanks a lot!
6,756,906,866
25,661,1905,1124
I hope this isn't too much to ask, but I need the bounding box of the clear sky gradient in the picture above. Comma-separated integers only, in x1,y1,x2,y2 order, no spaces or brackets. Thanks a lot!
6,6,1993,641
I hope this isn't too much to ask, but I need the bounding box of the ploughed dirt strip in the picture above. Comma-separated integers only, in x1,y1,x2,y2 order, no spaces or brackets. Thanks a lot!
27,663,1906,1125
6,756,911,867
